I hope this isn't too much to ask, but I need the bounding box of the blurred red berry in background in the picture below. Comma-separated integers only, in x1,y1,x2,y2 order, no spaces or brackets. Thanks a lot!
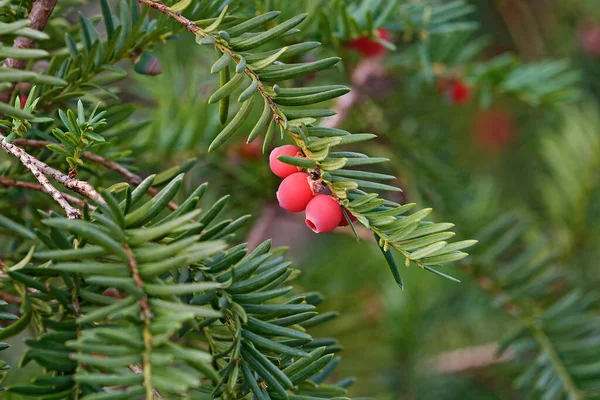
472,107,516,152
578,22,600,57
450,80,471,104
346,28,391,58
437,78,471,105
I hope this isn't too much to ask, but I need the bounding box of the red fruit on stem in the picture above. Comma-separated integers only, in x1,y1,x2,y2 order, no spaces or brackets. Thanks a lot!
305,195,342,233
450,80,471,104
338,210,358,227
269,145,302,178
276,172,314,212
20,95,27,109
346,28,391,58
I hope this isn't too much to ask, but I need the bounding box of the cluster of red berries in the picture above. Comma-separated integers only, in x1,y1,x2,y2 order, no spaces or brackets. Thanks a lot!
437,78,471,105
270,145,354,233
346,28,391,58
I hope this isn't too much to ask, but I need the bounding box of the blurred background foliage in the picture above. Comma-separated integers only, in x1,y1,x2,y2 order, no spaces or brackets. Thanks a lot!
2,0,600,398
131,0,600,397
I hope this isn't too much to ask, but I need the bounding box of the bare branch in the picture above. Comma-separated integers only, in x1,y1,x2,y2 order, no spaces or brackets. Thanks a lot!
1,136,83,218
13,139,178,210
1,136,105,217
0,176,88,208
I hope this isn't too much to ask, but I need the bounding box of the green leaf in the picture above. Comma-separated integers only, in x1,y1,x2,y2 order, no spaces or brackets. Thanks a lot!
127,209,203,245
331,169,394,180
204,5,229,32
0,102,34,119
208,72,245,104
169,0,192,12
242,41,320,63
274,87,349,106
227,11,281,37
219,66,230,124
145,281,222,296
209,95,256,151
238,77,258,102
277,155,316,168
374,233,403,288
0,215,34,239
100,0,115,38
408,241,448,260
231,14,307,51
248,47,288,71
247,96,272,142
149,299,222,318
259,57,341,82
42,219,128,261
211,51,232,74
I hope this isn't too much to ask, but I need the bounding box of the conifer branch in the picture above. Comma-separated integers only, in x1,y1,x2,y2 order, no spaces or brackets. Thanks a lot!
124,244,157,400
464,262,587,400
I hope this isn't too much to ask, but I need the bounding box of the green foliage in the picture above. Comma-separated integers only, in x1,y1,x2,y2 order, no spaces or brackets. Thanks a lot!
49,101,107,169
0,178,355,399
471,211,600,399
0,0,594,399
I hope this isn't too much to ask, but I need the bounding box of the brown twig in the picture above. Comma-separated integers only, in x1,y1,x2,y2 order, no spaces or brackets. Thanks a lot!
13,139,178,210
0,0,58,104
0,176,88,208
1,136,84,218
0,291,23,305
2,135,103,201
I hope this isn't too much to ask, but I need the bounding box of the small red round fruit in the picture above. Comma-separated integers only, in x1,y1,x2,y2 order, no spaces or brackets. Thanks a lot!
276,172,314,212
269,145,302,178
305,195,342,233
338,209,358,227
450,80,471,104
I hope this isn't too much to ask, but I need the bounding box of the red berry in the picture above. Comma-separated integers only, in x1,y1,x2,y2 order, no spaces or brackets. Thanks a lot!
346,28,391,58
305,195,342,233
269,145,302,178
20,95,27,109
450,80,471,104
276,172,314,212
338,210,358,227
